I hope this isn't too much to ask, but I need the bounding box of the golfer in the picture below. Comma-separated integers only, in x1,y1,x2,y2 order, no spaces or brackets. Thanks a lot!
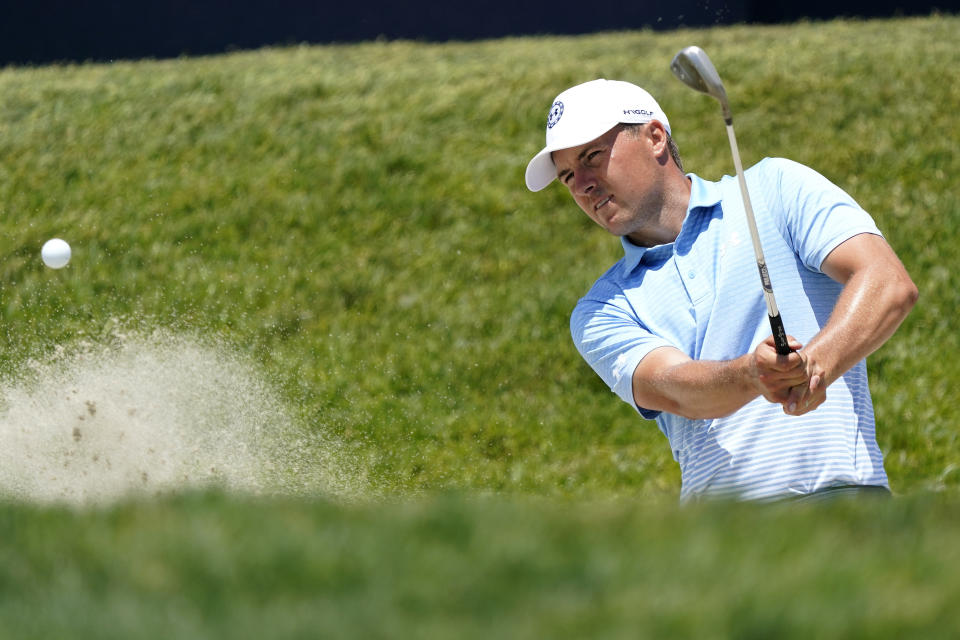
526,79,918,502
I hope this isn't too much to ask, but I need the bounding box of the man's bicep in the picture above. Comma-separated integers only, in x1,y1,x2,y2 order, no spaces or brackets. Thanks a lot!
820,232,904,284
631,346,692,413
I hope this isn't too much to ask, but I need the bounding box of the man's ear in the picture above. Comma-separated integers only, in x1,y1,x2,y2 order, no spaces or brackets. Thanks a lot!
647,120,671,163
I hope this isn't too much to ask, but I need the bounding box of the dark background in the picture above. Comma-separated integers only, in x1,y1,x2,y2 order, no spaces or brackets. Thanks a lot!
1,0,956,65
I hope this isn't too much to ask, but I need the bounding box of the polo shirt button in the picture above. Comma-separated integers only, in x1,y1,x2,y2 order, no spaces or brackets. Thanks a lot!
688,270,696,279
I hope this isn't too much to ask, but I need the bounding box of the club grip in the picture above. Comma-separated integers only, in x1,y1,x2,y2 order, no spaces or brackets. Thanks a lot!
769,312,792,355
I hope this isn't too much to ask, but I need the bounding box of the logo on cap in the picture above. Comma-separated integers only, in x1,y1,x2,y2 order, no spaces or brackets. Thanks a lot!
547,101,564,129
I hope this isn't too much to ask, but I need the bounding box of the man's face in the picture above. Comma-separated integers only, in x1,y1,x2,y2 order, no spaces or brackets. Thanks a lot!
552,123,665,238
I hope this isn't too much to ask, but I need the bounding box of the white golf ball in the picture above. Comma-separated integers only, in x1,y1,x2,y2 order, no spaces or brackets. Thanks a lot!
41,238,72,269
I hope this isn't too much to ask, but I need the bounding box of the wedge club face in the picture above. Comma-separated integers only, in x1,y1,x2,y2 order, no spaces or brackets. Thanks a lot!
670,46,731,121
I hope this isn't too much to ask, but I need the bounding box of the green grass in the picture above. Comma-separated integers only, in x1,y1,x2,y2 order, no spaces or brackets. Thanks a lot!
1,14,959,637
3,491,960,639
0,492,960,638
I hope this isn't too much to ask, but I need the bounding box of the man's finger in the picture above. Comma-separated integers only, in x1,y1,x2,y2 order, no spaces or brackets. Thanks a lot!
785,384,806,413
809,374,822,394
769,351,805,372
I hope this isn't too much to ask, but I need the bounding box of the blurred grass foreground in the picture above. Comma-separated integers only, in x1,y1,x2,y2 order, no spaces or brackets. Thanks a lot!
1,13,959,638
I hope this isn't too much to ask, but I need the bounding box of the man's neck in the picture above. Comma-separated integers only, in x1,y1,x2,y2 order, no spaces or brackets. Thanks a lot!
625,175,692,247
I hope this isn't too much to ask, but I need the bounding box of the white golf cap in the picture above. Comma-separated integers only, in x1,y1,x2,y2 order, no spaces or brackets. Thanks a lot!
524,79,671,192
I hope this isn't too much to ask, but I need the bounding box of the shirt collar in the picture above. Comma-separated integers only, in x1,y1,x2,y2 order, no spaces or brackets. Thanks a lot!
619,173,722,273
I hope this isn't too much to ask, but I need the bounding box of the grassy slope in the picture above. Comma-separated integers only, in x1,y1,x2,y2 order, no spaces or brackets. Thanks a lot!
1,14,959,636
2,16,957,498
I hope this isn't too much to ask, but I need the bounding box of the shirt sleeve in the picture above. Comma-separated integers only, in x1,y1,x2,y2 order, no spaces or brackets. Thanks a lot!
759,158,882,272
570,283,675,419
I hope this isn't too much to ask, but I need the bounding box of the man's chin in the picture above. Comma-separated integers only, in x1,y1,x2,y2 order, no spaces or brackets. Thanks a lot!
603,220,627,237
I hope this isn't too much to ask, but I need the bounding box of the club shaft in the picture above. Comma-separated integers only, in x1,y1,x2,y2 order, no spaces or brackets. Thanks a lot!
724,121,791,355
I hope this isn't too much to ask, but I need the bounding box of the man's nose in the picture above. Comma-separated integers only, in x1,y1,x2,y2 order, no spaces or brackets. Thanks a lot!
574,170,597,196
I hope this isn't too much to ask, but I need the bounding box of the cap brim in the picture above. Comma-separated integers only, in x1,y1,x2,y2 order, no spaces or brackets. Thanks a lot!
525,147,558,192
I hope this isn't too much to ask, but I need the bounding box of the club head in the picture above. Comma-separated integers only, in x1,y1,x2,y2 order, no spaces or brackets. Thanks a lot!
670,46,731,120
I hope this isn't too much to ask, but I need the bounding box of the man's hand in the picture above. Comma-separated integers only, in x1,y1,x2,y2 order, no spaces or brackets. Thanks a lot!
749,335,808,405
781,349,827,415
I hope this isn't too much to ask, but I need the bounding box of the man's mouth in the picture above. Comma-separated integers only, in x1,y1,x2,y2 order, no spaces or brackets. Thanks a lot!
594,195,613,211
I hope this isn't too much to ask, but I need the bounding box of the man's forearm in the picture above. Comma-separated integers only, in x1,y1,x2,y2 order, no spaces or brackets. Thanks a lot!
632,339,806,420
643,355,759,419
784,234,917,415
808,238,918,387
808,269,916,385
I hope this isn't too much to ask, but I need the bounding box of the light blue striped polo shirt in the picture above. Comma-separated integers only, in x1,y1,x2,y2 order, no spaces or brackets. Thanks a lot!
571,157,887,502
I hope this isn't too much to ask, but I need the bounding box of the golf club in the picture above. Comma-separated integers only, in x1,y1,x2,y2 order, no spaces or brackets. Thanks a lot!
670,46,792,355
